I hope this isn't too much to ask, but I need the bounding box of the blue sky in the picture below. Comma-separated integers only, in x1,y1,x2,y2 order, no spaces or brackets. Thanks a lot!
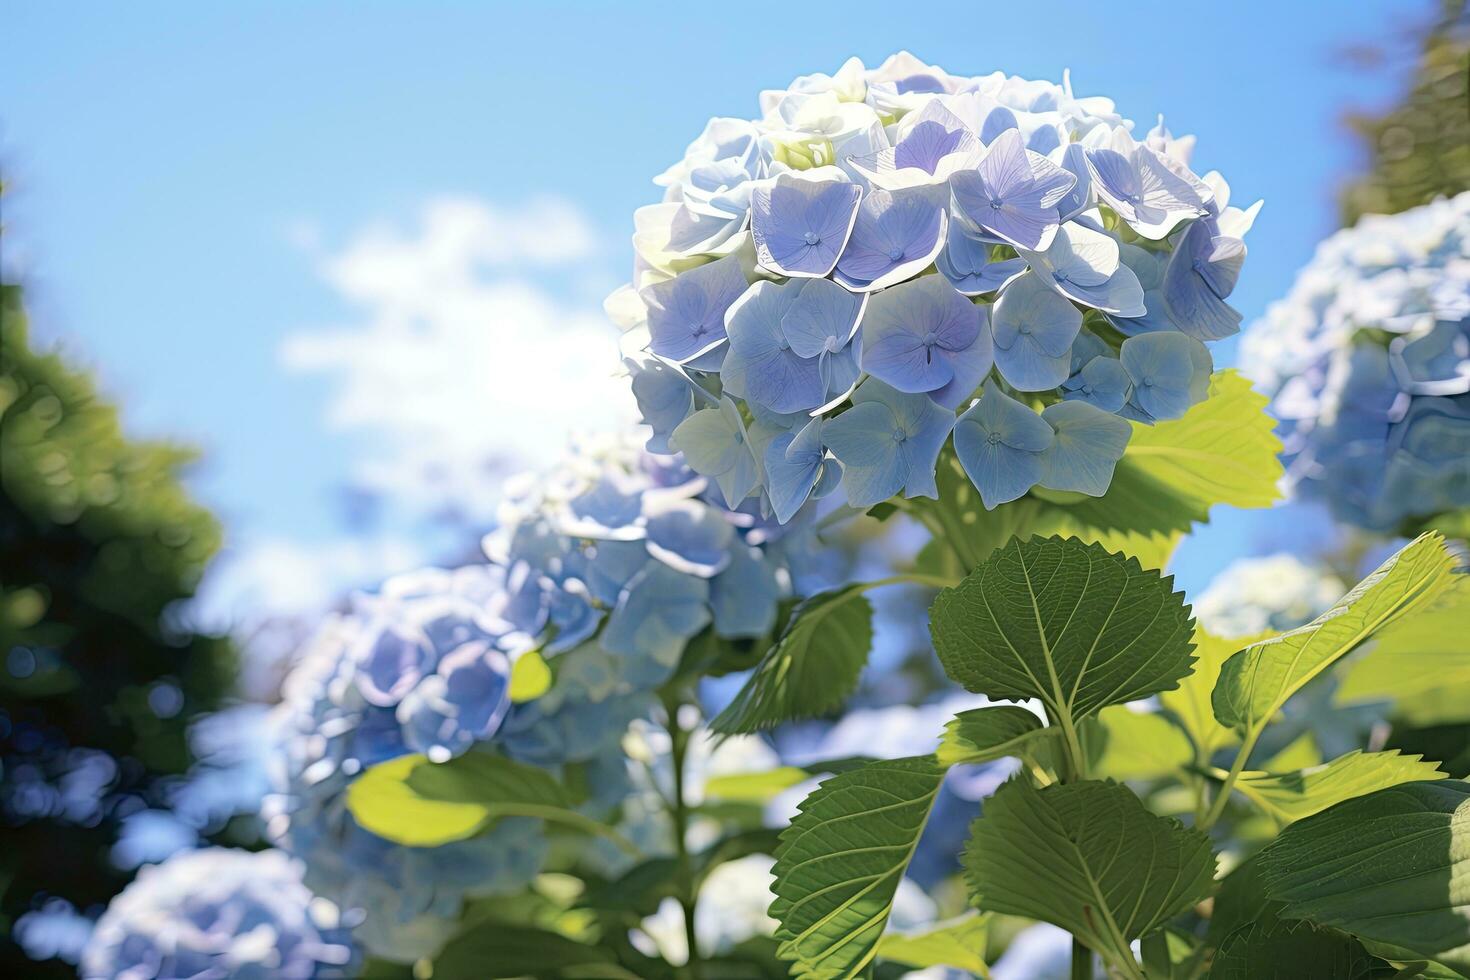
2,0,1427,621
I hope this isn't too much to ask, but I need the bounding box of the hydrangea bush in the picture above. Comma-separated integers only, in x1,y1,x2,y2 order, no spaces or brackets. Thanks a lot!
78,848,355,979
610,52,1261,517
1242,190,1470,531
268,436,811,962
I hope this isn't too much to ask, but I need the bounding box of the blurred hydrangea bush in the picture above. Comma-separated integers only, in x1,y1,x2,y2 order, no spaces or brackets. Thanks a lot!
266,436,812,960
78,848,355,979
610,52,1261,516
1243,190,1470,531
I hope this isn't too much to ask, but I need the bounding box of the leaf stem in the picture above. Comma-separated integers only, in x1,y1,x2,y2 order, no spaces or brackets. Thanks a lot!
1071,936,1092,980
1200,725,1259,832
668,709,703,980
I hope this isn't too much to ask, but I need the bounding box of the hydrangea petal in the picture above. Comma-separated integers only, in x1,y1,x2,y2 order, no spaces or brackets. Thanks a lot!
601,563,711,682
953,382,1054,508
669,397,760,506
835,187,948,291
763,419,832,523
626,356,698,454
990,272,1082,390
751,173,863,277
710,543,782,638
722,281,828,414
1160,222,1245,341
780,277,866,358
1062,355,1131,413
1036,401,1132,496
643,496,736,577
1120,332,1213,420
935,223,1028,296
860,275,991,402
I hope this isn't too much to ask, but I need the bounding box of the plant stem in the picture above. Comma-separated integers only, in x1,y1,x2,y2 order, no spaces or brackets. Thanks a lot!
1071,936,1093,980
1200,726,1259,832
668,710,703,980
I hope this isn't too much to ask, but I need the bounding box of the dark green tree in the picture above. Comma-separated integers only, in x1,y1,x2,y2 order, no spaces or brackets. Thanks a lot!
1339,0,1469,222
1,278,235,975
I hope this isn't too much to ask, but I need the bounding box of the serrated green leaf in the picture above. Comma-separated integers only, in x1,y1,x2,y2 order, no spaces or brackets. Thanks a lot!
1255,779,1470,975
936,705,1048,766
929,536,1196,740
770,756,946,979
711,584,873,735
346,752,629,852
1338,576,1470,726
1212,533,1459,738
964,779,1216,975
1087,706,1194,781
1209,918,1393,979
1232,750,1447,825
876,913,990,973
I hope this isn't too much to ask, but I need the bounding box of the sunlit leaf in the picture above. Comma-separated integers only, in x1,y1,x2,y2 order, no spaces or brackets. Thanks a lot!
876,913,990,974
937,704,1048,766
1232,750,1446,824
1087,706,1194,781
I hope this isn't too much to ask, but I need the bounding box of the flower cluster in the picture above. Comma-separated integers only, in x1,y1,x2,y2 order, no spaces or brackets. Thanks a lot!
610,53,1258,517
1192,553,1345,639
266,437,803,959
79,848,356,980
1242,191,1470,530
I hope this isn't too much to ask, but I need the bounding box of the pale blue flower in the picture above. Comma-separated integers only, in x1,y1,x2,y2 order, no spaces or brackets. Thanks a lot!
1020,223,1145,316
835,186,948,291
823,379,956,506
1036,400,1132,496
1161,219,1246,341
641,253,748,364
626,356,698,454
644,495,735,577
751,173,863,277
1062,354,1131,413
935,222,1027,295
860,275,994,408
950,129,1076,251
990,270,1082,391
710,543,783,637
953,381,1054,508
670,397,761,507
80,849,356,980
601,563,712,682
398,641,513,760
849,99,979,189
1120,332,1212,420
1389,319,1470,396
764,417,841,523
352,621,434,708
1107,243,1176,336
722,279,862,414
1053,142,1093,222
1085,128,1209,240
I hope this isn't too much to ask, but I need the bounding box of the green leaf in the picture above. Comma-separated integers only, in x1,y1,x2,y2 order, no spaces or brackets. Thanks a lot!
1087,706,1195,781
769,756,946,979
1160,628,1264,758
1231,750,1447,825
703,766,812,803
1255,779,1470,975
1211,533,1459,738
964,779,1216,974
1338,576,1470,726
936,705,1048,766
876,913,990,974
346,752,631,852
929,536,1195,737
1208,918,1393,979
509,648,553,702
432,921,634,980
710,584,874,735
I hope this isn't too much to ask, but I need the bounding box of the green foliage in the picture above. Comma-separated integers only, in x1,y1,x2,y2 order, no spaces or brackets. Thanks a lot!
346,751,633,853
875,914,990,974
1212,533,1457,738
769,756,946,978
1339,0,1470,223
1209,918,1392,979
1159,628,1262,758
963,779,1216,976
1231,750,1446,825
930,536,1194,771
1,280,233,972
1255,780,1470,975
1338,575,1470,727
936,704,1047,766
432,923,637,980
710,584,873,735
1086,706,1195,781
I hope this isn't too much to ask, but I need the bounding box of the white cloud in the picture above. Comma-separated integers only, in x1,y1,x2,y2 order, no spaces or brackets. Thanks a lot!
280,194,637,523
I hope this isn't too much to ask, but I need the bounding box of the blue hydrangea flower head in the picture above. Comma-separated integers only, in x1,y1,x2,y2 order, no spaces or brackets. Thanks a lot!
268,437,811,960
1242,192,1470,529
80,848,356,979
615,55,1258,519
823,379,956,505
